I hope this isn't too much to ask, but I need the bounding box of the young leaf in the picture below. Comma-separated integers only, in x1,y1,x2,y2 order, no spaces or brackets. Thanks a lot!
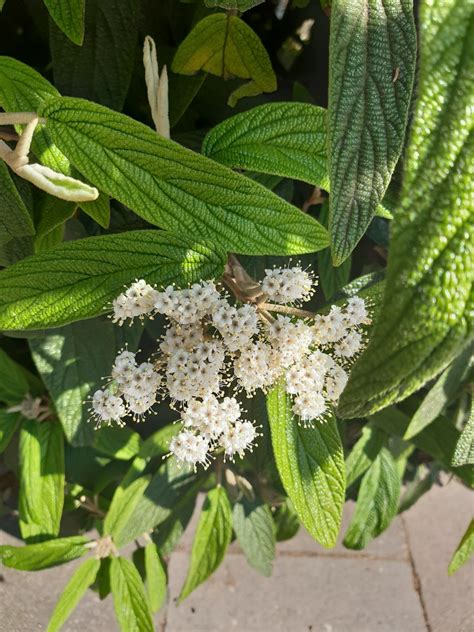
179,486,232,602
343,447,401,550
39,97,328,256
452,401,474,467
0,163,35,246
0,535,88,570
0,230,226,331
267,382,345,548
103,475,152,542
0,347,30,405
172,14,276,106
110,557,154,632
43,0,85,45
0,410,21,454
404,342,474,440
49,0,139,111
19,420,65,541
144,543,167,613
328,0,416,264
448,520,474,576
30,318,142,446
338,0,473,416
345,423,387,488
232,497,275,576
202,102,329,189
47,558,101,632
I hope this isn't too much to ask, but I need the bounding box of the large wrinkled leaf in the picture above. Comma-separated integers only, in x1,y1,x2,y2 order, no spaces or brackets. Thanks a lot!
39,97,327,255
0,536,88,570
110,557,154,632
448,520,474,576
204,0,264,10
267,382,345,548
172,13,276,106
338,0,473,416
452,401,474,467
317,202,352,300
328,0,416,263
0,163,35,247
233,497,275,576
404,342,474,439
0,230,225,331
47,558,101,632
30,318,142,446
19,420,65,541
345,423,387,487
50,0,138,111
344,447,401,549
43,0,85,45
179,486,232,601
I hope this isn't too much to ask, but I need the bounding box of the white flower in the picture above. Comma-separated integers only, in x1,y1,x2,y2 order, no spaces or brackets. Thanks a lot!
344,296,371,326
234,340,282,393
334,330,362,358
292,391,327,422
212,301,259,352
112,279,159,325
220,420,257,460
169,430,210,467
262,266,314,304
91,390,126,427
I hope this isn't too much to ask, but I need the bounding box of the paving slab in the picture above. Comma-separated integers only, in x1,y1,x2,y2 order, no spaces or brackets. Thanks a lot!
402,480,474,632
166,551,426,632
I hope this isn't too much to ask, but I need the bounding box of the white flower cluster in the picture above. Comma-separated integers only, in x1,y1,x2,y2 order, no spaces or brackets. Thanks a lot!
91,268,370,468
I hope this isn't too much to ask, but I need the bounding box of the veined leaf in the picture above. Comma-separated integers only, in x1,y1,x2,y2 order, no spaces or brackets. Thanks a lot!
267,382,345,548
104,475,152,542
273,499,300,542
50,0,139,111
404,342,474,439
345,423,387,487
317,202,351,300
110,557,154,632
93,425,142,460
328,0,416,263
0,536,88,570
19,420,65,540
204,0,264,11
233,497,275,576
0,163,35,246
0,347,30,405
202,102,329,189
0,230,226,331
448,520,474,576
39,97,327,256
144,543,167,613
30,318,142,446
338,0,473,416
0,410,21,454
153,487,198,556
47,558,101,632
344,447,401,549
452,401,474,467
172,13,276,106
43,0,85,45
179,486,232,601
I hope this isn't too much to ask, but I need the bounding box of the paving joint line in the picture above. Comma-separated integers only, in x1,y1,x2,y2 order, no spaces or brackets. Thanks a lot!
401,514,432,632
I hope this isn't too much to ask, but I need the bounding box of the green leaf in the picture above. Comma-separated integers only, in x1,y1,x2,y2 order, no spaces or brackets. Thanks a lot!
0,163,35,246
179,486,232,602
104,475,152,542
338,0,474,414
39,97,327,256
0,410,21,454
172,14,276,106
232,497,275,576
138,424,180,460
328,0,416,263
115,458,200,548
448,520,474,576
0,535,88,570
204,0,264,11
30,318,142,446
0,230,226,331
404,342,474,439
267,382,345,548
398,464,440,514
273,499,300,541
452,401,474,467
49,0,139,111
43,0,85,45
144,543,167,613
153,487,198,556
0,347,30,405
19,419,65,541
370,406,472,487
93,425,143,460
317,202,351,300
344,447,401,549
110,557,154,632
345,423,387,488
47,558,101,632
202,102,329,189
